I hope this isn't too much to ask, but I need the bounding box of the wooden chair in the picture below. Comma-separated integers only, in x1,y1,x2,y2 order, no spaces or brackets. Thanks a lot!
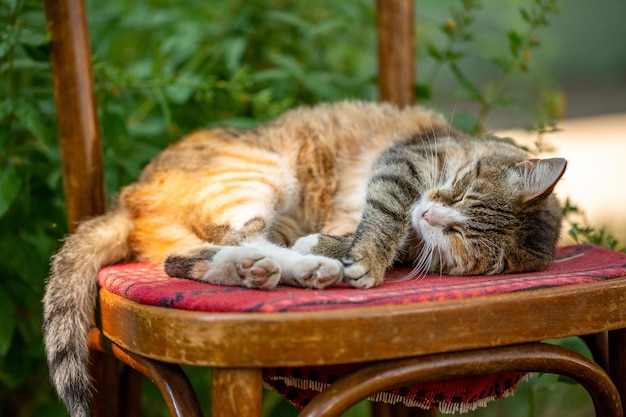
44,0,626,416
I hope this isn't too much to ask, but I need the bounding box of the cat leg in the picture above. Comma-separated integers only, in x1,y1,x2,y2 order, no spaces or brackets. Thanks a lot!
165,198,288,288
164,240,343,290
164,243,281,289
294,230,401,289
244,240,343,289
336,147,420,289
341,209,412,289
292,233,352,260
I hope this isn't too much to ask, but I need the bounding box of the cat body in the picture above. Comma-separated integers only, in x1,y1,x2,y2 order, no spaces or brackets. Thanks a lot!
43,101,566,416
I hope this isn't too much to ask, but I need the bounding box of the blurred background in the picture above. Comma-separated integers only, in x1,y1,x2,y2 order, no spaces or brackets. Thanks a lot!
421,0,626,245
0,0,624,416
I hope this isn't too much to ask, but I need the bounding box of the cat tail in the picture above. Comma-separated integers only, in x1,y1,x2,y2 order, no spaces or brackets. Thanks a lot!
43,208,134,417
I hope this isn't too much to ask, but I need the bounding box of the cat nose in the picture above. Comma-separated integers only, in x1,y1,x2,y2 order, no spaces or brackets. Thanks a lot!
421,207,438,226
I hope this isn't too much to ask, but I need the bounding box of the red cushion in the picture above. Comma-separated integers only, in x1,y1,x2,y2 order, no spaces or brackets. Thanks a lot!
99,244,626,313
97,244,626,413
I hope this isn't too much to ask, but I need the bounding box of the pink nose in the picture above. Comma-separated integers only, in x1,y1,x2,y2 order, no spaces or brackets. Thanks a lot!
421,207,437,225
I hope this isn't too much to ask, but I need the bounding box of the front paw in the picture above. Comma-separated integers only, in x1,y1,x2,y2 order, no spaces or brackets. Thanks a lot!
342,253,385,289
292,234,320,255
282,255,344,289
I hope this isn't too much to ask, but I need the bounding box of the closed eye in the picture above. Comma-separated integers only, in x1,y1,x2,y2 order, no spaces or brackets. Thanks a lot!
450,191,467,205
461,193,483,205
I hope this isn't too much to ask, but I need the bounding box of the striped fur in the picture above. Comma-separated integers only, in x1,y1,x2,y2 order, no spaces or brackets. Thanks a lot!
43,101,566,416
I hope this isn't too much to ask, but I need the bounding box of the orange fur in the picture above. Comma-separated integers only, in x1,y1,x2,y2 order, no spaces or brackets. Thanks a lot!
119,102,452,264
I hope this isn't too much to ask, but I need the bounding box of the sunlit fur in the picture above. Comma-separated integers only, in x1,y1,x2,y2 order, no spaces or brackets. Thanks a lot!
43,101,565,417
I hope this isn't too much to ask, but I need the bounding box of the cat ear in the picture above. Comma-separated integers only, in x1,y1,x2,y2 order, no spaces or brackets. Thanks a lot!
516,158,567,204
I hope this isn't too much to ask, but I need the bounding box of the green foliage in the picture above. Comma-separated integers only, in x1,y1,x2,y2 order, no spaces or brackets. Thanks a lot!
89,0,377,191
425,0,561,134
0,1,67,416
0,0,620,416
562,198,623,251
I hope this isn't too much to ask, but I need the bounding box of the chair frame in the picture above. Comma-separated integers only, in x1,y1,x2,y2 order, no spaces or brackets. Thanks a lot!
44,0,626,416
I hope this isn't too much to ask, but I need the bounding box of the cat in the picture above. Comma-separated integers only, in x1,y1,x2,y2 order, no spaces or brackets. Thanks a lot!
43,101,566,417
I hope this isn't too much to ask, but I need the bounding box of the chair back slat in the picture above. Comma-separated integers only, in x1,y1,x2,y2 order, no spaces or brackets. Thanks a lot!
44,0,105,231
376,0,415,107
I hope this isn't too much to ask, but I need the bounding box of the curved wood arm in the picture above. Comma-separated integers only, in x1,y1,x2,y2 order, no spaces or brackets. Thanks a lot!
300,343,622,417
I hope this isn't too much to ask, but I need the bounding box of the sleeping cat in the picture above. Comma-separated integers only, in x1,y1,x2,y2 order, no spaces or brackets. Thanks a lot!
43,101,566,417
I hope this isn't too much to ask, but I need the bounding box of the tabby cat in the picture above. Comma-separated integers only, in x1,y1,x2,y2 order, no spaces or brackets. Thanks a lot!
43,101,566,417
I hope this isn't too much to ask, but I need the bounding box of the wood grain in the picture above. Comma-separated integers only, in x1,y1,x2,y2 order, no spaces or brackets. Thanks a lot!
44,0,105,229
377,0,415,106
300,343,622,417
212,368,263,417
99,276,626,367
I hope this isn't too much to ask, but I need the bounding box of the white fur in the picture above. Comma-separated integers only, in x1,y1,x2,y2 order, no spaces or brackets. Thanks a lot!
244,239,343,288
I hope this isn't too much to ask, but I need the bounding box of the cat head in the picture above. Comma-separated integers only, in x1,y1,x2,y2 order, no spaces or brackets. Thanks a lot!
410,157,567,275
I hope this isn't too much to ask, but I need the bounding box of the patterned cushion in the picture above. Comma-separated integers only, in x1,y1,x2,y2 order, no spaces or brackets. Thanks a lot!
98,244,626,413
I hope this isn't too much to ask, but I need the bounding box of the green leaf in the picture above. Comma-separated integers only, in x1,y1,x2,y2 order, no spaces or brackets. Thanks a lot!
0,287,16,359
0,98,12,119
0,165,22,219
507,30,523,57
520,7,531,23
449,63,482,102
303,71,343,100
444,49,465,61
427,44,443,60
450,110,480,135
20,31,51,62
265,10,310,33
222,37,247,73
15,100,50,145
22,42,50,62
266,52,305,79
414,83,432,100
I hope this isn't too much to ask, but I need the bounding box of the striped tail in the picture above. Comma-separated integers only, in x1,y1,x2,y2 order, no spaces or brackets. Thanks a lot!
43,209,133,417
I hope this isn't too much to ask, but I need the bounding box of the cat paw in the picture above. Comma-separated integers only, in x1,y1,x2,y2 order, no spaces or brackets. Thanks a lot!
236,256,281,289
283,255,343,289
342,254,384,289
292,234,320,254
165,245,281,289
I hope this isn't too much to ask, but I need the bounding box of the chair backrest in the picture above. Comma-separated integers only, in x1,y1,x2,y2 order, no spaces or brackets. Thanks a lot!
376,0,415,107
44,0,105,231
44,0,415,231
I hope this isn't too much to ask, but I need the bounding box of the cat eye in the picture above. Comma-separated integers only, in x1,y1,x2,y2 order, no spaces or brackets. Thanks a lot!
449,191,467,205
463,193,480,202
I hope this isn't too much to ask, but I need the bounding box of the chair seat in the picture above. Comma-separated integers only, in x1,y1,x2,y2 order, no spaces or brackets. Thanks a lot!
97,244,626,413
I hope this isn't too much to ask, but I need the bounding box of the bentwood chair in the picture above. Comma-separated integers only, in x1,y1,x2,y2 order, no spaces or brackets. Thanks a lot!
44,0,626,416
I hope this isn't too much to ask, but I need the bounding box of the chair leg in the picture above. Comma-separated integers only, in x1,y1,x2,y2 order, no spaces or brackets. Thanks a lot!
371,402,437,417
212,368,263,417
609,328,626,412
90,329,203,417
90,350,123,417
120,365,143,417
582,332,609,371
113,346,204,417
